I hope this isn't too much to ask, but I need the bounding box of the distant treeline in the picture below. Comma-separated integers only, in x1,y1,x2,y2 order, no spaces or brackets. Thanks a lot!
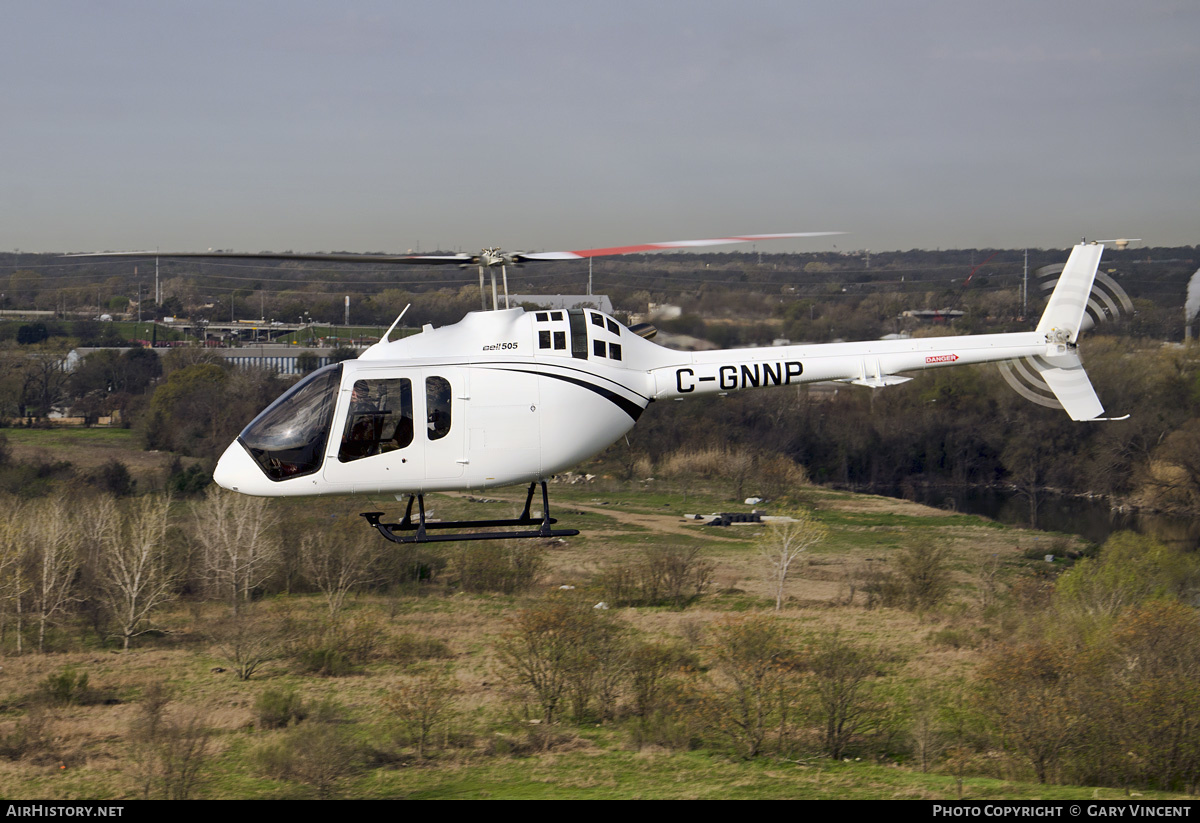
4,246,1196,338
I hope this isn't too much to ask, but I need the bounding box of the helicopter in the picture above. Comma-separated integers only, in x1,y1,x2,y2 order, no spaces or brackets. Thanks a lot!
77,235,1120,543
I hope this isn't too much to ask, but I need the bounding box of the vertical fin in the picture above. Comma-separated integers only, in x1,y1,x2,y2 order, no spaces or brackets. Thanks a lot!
1036,243,1104,343
1017,243,1115,420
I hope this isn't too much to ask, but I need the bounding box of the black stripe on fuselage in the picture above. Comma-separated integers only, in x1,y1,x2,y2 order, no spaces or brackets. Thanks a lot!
487,366,646,421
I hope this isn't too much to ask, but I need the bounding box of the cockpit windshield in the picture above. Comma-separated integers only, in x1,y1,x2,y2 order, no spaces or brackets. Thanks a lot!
238,363,342,481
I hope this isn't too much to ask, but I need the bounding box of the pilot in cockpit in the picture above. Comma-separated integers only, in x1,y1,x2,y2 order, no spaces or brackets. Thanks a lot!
342,380,381,458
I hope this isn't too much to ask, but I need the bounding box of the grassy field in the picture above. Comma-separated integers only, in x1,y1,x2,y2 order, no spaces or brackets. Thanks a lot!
0,576,1178,801
1,426,182,481
0,429,1179,800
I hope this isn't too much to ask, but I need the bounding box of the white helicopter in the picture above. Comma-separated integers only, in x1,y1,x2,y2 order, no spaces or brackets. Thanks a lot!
81,235,1119,543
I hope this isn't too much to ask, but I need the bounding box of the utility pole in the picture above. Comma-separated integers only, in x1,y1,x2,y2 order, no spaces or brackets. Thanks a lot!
1022,249,1028,317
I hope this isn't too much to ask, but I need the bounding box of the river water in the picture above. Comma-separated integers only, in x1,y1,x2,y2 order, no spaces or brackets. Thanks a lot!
872,484,1200,551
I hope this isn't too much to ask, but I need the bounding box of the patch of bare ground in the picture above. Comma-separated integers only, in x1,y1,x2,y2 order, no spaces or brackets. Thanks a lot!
815,490,960,518
567,501,746,542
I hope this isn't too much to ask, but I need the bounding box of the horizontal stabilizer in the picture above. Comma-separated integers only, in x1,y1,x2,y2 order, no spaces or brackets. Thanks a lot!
839,358,914,389
839,375,913,388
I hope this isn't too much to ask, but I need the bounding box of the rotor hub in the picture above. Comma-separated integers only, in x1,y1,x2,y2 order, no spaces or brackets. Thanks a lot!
479,248,513,267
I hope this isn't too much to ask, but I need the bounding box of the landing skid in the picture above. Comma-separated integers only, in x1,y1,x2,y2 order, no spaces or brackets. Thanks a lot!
361,481,580,544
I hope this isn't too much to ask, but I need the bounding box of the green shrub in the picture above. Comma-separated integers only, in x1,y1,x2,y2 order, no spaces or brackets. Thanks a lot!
252,723,361,799
255,688,308,729
448,541,545,594
596,545,714,609
0,709,50,761
39,669,91,706
295,647,355,677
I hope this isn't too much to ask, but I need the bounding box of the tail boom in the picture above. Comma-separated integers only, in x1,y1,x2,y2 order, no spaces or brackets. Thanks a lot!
647,243,1113,420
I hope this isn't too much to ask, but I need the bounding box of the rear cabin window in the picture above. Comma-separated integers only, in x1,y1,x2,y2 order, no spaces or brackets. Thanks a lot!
426,376,452,440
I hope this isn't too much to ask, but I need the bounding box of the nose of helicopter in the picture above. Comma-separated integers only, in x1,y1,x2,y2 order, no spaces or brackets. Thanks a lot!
213,440,263,494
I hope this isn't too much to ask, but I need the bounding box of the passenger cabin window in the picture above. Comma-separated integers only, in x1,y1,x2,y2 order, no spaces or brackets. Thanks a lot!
338,378,414,463
426,376,452,440
538,330,551,349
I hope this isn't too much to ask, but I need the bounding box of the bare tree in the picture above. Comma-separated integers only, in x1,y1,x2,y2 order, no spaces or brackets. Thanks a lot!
25,499,83,653
300,530,379,619
808,630,886,760
129,683,212,800
384,665,459,758
209,607,287,681
0,498,32,652
976,638,1087,783
20,352,69,419
497,596,622,724
757,509,827,611
703,614,799,758
1001,427,1056,528
191,487,279,614
96,494,178,650
1144,419,1200,514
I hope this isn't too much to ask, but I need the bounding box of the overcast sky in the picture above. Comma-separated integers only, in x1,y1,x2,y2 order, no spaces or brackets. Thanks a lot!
3,0,1197,254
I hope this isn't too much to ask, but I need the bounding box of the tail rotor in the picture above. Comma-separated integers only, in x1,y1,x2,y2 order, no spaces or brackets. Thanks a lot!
998,243,1127,420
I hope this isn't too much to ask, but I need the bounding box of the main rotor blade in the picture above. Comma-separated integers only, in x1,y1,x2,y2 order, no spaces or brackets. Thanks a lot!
513,231,846,261
65,231,845,266
63,250,474,265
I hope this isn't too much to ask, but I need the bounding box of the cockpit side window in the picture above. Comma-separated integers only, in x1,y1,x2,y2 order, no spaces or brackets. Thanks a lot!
239,363,342,481
338,378,414,463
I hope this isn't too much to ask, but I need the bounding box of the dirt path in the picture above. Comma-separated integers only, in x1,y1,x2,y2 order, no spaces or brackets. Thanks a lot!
565,500,749,542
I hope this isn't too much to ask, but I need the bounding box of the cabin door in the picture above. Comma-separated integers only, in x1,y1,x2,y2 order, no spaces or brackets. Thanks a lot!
421,368,467,481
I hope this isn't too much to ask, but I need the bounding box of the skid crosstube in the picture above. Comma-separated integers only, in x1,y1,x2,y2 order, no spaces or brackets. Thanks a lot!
361,481,579,544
